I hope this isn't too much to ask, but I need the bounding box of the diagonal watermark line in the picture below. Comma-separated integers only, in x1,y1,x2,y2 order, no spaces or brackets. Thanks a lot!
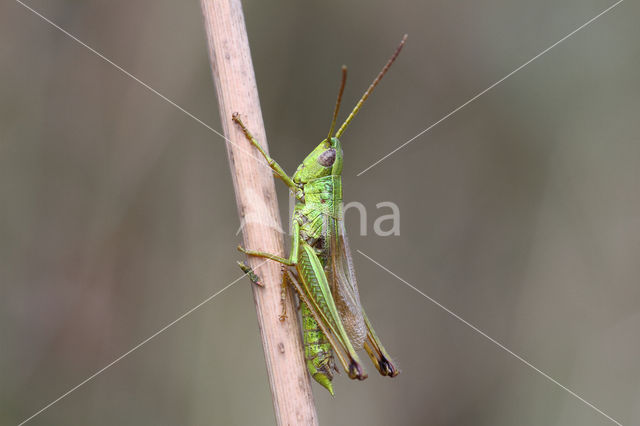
357,249,624,426
14,0,269,170
357,0,624,176
15,263,264,426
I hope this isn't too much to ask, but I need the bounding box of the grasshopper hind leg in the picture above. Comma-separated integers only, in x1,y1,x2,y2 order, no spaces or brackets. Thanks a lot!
363,314,400,377
364,341,399,377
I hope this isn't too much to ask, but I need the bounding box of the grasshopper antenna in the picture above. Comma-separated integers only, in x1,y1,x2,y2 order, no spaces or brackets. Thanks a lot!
327,65,348,140
335,34,407,139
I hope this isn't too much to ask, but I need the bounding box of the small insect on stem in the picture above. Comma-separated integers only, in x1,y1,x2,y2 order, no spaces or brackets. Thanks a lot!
235,35,407,394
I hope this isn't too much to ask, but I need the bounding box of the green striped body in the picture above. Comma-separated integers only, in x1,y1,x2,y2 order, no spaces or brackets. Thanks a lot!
294,173,343,393
296,228,337,394
301,302,334,395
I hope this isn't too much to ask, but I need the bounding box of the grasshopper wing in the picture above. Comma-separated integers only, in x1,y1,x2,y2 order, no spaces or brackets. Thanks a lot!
328,218,399,377
294,242,367,380
327,217,367,349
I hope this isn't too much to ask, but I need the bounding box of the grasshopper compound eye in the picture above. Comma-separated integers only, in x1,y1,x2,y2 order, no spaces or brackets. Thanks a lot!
317,148,336,167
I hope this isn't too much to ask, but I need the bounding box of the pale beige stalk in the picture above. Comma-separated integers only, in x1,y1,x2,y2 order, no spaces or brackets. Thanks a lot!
199,0,318,424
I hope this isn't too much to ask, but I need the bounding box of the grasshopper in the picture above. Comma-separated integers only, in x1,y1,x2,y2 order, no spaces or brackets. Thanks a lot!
235,35,406,394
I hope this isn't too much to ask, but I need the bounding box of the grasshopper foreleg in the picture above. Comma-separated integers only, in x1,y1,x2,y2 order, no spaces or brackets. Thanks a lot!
231,113,299,194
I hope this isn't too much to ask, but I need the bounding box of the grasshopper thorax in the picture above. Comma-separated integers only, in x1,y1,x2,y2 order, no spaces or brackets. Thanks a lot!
293,137,343,184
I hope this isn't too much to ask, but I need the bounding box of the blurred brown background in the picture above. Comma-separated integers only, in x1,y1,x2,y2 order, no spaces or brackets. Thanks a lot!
2,0,639,425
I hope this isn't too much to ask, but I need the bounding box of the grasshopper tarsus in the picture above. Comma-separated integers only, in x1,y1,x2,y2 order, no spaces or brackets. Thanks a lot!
231,113,252,140
379,357,399,377
237,260,263,287
348,361,367,381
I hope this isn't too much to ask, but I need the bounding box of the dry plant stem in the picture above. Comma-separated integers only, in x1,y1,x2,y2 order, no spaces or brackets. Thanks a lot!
199,0,318,425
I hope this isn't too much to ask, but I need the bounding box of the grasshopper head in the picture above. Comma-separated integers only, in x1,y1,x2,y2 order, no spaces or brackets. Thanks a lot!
292,137,343,184
292,35,407,186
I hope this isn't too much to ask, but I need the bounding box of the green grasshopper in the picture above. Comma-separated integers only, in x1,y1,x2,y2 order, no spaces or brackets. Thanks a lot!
235,35,406,394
